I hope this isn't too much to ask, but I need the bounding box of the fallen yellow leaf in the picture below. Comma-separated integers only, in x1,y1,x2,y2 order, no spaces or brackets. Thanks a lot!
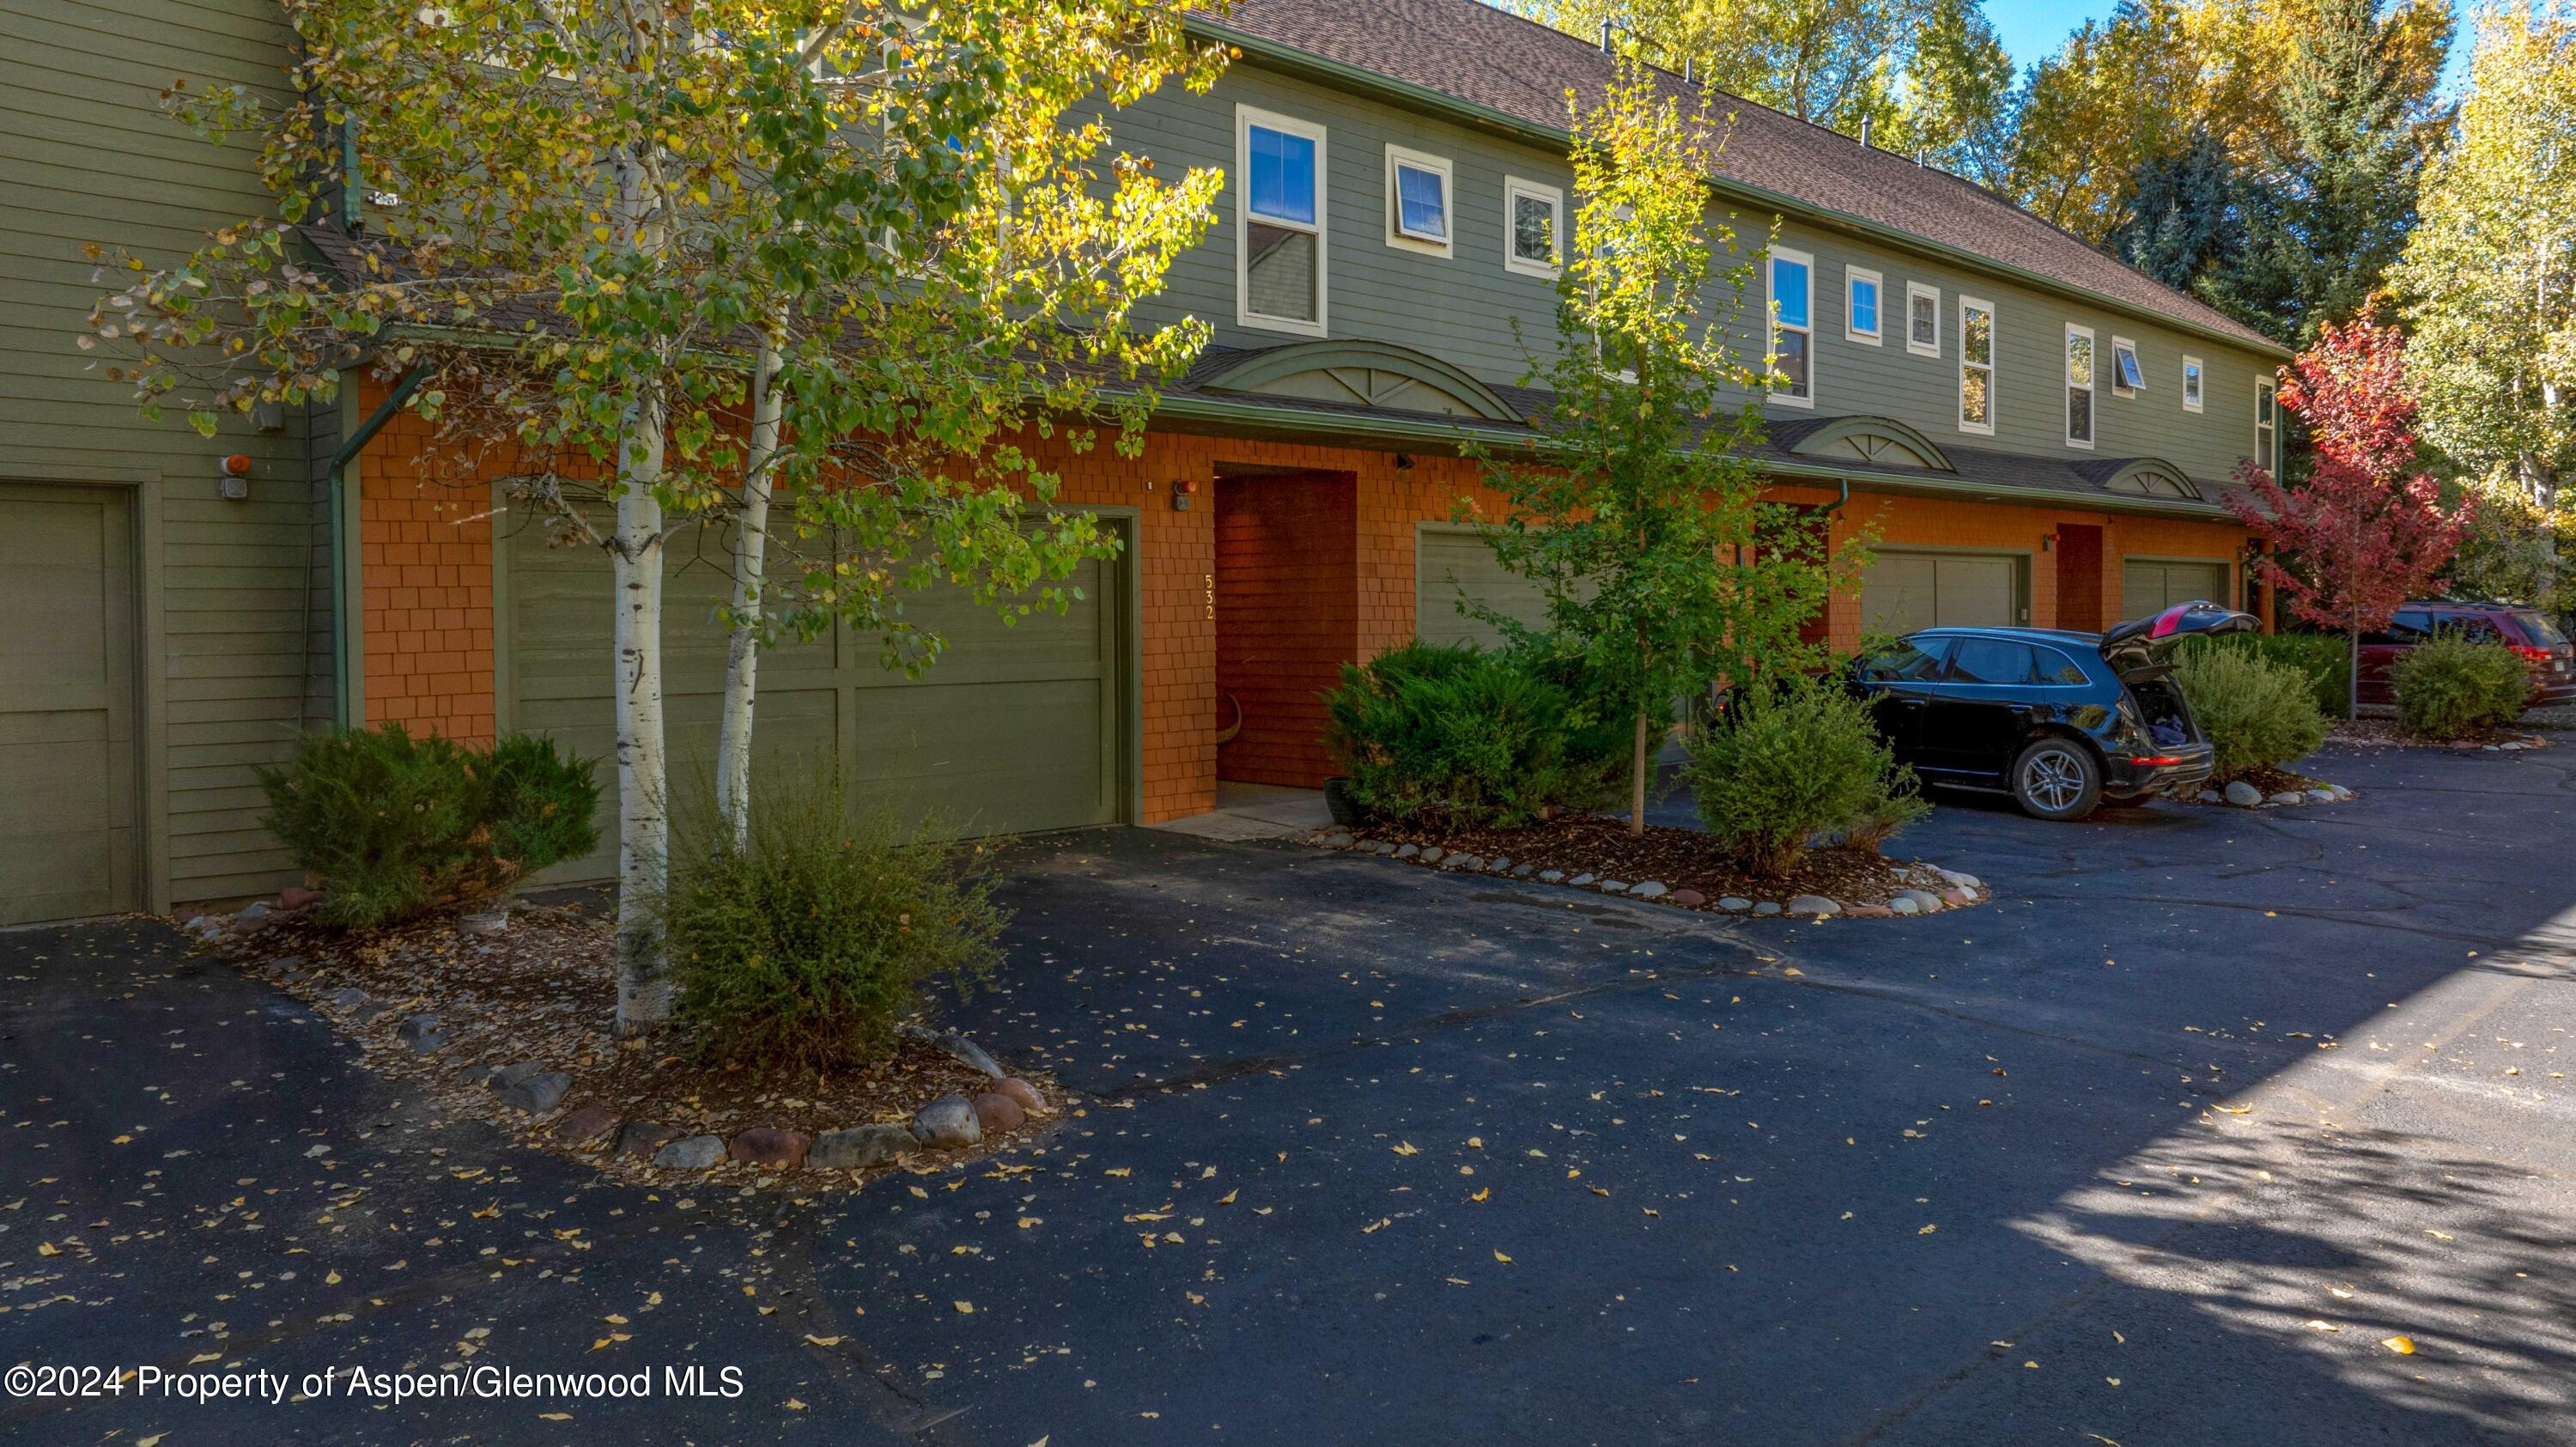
2382,1336,2416,1355
1493,1249,1513,1263
954,1301,975,1315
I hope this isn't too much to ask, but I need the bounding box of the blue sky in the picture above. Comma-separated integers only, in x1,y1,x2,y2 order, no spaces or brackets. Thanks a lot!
1981,0,2478,96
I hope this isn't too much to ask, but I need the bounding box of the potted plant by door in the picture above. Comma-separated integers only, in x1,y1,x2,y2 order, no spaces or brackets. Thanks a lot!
1322,775,1362,827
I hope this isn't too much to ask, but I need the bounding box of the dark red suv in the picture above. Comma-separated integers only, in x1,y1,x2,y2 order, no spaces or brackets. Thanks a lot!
2356,601,2576,707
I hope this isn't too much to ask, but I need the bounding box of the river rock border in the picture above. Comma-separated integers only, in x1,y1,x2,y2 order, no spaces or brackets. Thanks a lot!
2194,781,2358,810
1294,829,1985,919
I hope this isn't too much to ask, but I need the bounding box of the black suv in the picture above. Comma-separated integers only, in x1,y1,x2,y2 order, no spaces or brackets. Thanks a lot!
1850,601,2257,821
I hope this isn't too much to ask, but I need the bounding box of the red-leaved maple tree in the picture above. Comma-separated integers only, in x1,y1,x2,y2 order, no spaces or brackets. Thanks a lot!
2228,319,2468,715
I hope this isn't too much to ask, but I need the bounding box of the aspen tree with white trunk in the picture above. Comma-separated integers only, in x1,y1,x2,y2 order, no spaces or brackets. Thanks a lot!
93,0,1228,1035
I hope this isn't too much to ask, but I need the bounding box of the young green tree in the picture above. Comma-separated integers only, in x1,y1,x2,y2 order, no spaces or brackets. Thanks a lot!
1470,64,1873,836
91,0,1224,1033
2396,0,2576,602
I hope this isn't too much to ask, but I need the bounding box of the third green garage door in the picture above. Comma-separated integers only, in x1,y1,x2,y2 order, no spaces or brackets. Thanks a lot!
1416,526,1549,649
2121,557,2231,620
1860,550,2021,635
505,520,1128,879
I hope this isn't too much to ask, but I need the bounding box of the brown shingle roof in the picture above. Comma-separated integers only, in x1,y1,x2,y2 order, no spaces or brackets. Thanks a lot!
1204,0,2285,356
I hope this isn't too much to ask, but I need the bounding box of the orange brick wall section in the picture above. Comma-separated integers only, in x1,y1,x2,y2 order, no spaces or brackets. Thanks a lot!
354,406,2251,826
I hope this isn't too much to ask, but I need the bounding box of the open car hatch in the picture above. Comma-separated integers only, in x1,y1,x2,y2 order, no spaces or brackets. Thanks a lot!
2099,599,2258,678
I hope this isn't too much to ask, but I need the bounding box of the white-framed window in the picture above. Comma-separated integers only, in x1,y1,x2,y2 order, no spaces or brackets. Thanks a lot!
1503,176,1562,277
1845,265,1882,345
1236,105,1327,336
1383,144,1452,256
1768,245,1814,406
1906,281,1940,357
2111,336,2144,397
2255,376,2279,474
1959,295,1995,434
2182,355,2204,412
2065,324,2096,448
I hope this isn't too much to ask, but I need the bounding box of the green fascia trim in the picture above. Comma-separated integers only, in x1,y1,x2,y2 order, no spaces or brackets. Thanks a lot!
1202,338,1528,423
1151,392,2238,522
1785,413,1956,472
1189,18,2293,363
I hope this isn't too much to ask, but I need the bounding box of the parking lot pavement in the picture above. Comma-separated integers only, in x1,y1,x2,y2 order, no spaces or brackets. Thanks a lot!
6,739,2574,1445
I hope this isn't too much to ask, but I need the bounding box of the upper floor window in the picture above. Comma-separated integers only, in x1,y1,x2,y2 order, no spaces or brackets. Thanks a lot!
2065,324,2096,448
1770,246,1814,406
1384,145,1451,256
1907,282,1940,356
1846,266,1881,344
1238,106,1325,335
2182,355,2204,412
2255,376,2279,474
1959,296,1995,433
1504,176,1562,277
2111,337,2144,396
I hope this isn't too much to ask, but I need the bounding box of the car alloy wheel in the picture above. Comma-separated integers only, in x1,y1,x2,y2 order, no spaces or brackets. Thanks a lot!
2012,739,2099,820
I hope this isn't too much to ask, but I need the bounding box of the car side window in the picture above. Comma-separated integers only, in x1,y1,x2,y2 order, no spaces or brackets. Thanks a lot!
1860,638,1951,681
1948,637,2038,684
2443,615,2502,644
2032,646,2087,684
2389,610,2433,643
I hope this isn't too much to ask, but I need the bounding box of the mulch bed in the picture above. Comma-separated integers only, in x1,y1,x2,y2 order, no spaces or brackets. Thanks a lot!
1340,812,1968,913
2329,718,2554,752
2219,763,2332,795
213,901,1057,1186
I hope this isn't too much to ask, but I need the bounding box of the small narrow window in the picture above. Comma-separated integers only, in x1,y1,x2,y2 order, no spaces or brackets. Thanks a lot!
2182,355,2203,413
2255,376,2279,474
1503,176,1562,277
1384,144,1452,256
1845,265,1882,345
2111,337,2144,396
1237,106,1326,335
1770,246,1814,406
1906,282,1940,356
2065,324,2096,448
1959,296,1995,433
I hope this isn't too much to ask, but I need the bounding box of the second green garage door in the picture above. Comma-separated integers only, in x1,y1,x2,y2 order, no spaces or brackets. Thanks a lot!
505,520,1129,879
1416,526,1550,649
2121,557,2231,620
1860,550,2022,635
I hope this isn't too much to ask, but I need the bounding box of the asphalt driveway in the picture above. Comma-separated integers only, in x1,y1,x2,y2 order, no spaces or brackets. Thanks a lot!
5,738,2574,1444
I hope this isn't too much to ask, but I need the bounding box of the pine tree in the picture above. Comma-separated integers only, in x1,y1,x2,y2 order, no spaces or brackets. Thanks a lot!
2105,128,2243,293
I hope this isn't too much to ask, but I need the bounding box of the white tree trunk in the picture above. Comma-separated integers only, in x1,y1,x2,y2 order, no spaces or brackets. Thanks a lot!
715,333,781,851
612,403,671,1035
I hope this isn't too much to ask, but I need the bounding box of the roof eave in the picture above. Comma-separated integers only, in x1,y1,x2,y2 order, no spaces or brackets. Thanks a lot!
1186,16,2294,363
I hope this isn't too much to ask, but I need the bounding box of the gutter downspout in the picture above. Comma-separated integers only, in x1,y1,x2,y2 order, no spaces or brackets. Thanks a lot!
327,366,422,727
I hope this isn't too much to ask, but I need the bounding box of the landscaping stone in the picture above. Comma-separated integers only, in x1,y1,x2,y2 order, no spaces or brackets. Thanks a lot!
1889,896,1921,915
1718,897,1753,911
235,901,272,927
2306,788,2338,804
1846,904,1894,918
912,1094,982,1149
1395,843,1422,859
1599,879,1630,893
1570,872,1597,886
350,1001,390,1025
1487,856,1511,872
1897,889,1944,914
2269,791,2305,806
483,1060,547,1091
1753,901,1783,916
972,1092,1026,1133
616,1122,684,1158
1443,853,1485,871
1935,868,1982,891
727,1128,811,1169
995,1077,1047,1114
1631,881,1668,898
278,885,321,911
1942,888,1976,908
1669,889,1706,907
458,909,510,936
1322,830,1353,848
2196,788,2223,803
1419,847,1445,864
1787,895,1840,916
1538,870,1565,883
653,1134,728,1170
1511,863,1535,878
897,1023,1003,1079
496,1071,571,1114
810,1124,917,1171
331,987,368,1010
555,1105,621,1146
397,1012,442,1047
407,1028,449,1056
2224,781,2264,807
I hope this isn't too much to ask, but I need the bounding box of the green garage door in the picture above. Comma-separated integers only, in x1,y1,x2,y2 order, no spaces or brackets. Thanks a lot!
506,520,1128,880
2121,558,2231,621
1861,550,2020,635
1416,526,1549,649
0,485,137,924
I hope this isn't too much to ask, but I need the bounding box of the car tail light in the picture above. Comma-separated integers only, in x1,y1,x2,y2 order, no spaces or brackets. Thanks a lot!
2127,755,2186,766
2513,645,2553,665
